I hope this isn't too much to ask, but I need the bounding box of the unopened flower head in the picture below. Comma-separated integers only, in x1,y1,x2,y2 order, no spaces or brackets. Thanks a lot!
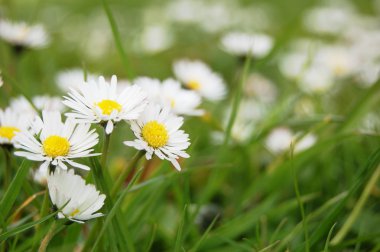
220,31,273,58
63,75,148,134
124,104,190,171
0,108,31,146
56,69,97,92
0,19,49,49
173,59,227,101
135,77,203,116
47,169,105,223
14,110,99,171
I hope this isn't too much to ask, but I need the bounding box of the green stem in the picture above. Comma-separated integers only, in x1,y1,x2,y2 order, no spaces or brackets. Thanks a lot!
330,165,380,245
223,54,252,146
101,0,133,78
101,132,111,169
2,147,12,192
38,221,59,252
111,151,145,197
31,189,50,251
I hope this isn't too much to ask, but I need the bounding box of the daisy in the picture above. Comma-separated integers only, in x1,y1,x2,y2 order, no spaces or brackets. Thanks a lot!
135,77,203,116
33,95,66,112
0,19,49,49
56,69,97,92
14,110,99,171
173,59,226,101
124,104,190,171
63,75,148,134
47,169,106,223
0,108,31,146
220,31,273,58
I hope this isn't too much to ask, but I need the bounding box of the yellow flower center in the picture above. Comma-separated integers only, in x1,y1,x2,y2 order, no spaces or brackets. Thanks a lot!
170,99,176,108
0,126,20,140
142,121,169,148
43,135,70,158
96,99,122,115
69,208,80,217
187,80,201,90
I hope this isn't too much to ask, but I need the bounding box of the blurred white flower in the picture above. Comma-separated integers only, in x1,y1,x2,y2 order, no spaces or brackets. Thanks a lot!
138,25,173,54
10,96,37,117
33,96,66,112
220,31,273,58
48,169,105,223
63,75,148,134
265,127,293,154
14,111,99,171
124,104,190,171
0,108,31,146
165,0,203,24
294,133,317,153
32,166,48,186
266,127,317,154
0,19,49,49
245,73,277,103
173,59,227,101
298,66,334,94
135,77,203,116
56,69,97,92
303,5,356,35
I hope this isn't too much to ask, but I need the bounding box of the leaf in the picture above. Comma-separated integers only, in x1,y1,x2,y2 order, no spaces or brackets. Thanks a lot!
0,160,31,221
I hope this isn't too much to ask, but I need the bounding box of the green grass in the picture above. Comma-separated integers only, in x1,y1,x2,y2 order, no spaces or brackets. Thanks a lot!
1,0,380,251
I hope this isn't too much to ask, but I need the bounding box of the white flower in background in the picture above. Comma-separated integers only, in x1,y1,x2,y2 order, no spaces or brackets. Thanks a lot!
47,169,105,223
124,104,190,171
220,32,273,58
244,73,277,103
135,77,203,116
0,19,49,49
10,96,37,117
266,128,317,154
33,96,66,112
138,25,173,54
63,75,148,134
299,66,334,94
197,2,232,33
56,69,98,92
0,108,31,145
315,45,356,78
173,59,227,101
14,111,99,171
294,133,317,153
165,0,203,24
10,96,65,116
265,127,293,154
32,166,48,186
303,5,356,35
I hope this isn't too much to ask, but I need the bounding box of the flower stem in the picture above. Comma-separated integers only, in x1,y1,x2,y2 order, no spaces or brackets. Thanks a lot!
330,165,380,245
111,151,145,197
101,132,111,169
38,221,59,252
2,147,12,191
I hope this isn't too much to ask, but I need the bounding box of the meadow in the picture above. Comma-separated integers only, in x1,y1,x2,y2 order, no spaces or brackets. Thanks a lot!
0,0,380,251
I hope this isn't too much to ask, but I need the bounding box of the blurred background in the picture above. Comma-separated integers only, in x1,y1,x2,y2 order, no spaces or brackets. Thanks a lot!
1,0,380,251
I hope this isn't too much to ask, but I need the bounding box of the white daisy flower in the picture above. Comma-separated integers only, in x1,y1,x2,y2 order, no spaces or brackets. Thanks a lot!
265,127,293,154
124,104,190,171
56,68,97,92
220,31,273,58
135,77,203,116
173,59,227,101
10,96,37,117
47,169,106,223
0,108,31,146
138,25,173,54
0,19,49,49
33,95,66,112
63,75,148,134
32,166,48,186
14,110,99,171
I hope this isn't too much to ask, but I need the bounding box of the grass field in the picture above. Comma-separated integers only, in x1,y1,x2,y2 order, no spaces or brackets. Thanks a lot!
0,0,380,251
